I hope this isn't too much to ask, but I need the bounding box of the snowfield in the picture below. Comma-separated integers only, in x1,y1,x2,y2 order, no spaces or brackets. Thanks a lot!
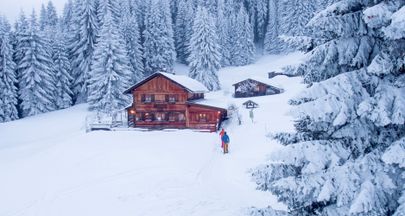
0,53,305,216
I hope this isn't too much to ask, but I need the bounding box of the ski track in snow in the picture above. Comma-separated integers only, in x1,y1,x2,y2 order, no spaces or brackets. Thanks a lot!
0,53,305,216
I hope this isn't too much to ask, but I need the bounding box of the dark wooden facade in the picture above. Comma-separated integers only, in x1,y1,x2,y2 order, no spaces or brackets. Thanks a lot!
233,78,282,98
125,73,227,132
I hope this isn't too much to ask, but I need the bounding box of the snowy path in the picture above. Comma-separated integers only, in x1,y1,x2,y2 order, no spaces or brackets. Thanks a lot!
0,53,305,216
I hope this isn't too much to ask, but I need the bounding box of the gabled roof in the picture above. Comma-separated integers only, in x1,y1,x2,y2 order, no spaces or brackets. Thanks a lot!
242,100,258,105
233,78,269,87
124,72,209,94
233,77,282,90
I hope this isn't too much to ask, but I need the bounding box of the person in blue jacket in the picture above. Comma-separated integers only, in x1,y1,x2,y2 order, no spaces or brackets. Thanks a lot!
221,132,230,154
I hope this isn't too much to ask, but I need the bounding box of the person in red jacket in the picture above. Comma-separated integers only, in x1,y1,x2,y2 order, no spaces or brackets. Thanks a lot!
219,128,225,149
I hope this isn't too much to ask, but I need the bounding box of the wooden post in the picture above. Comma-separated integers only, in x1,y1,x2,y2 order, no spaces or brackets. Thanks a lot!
185,105,190,128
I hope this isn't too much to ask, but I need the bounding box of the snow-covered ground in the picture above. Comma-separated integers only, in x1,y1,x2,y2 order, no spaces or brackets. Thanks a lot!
0,53,305,216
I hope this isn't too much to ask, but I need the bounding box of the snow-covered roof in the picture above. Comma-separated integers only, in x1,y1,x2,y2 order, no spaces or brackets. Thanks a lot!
188,98,228,110
233,77,283,90
159,72,208,93
124,72,209,94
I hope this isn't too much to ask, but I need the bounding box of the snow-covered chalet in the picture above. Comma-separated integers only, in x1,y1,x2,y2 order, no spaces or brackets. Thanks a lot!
124,72,227,132
233,78,283,98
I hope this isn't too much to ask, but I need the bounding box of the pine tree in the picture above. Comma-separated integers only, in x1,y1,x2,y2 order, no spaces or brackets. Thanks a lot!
188,7,220,91
69,0,98,103
316,0,339,12
229,6,255,66
41,1,60,102
13,11,30,78
195,0,216,14
39,4,47,31
216,0,229,67
264,0,283,54
255,0,268,44
88,10,132,113
143,0,176,75
252,1,405,215
46,1,59,27
245,0,268,43
53,23,73,109
97,0,121,27
133,0,147,33
120,0,144,83
279,0,315,37
174,0,194,64
0,17,18,122
17,11,56,117
62,0,75,32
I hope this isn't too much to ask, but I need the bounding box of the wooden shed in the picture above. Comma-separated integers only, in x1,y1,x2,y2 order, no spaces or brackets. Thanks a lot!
124,72,227,132
233,78,283,98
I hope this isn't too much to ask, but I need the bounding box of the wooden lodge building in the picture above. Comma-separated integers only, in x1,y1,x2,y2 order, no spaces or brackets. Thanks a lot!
124,72,227,132
233,78,283,98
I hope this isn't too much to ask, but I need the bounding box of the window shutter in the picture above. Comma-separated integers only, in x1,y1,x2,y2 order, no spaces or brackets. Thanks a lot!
151,95,155,102
165,95,169,102
141,94,145,102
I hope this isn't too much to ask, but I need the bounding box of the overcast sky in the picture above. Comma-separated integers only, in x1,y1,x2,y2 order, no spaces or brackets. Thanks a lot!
0,0,66,23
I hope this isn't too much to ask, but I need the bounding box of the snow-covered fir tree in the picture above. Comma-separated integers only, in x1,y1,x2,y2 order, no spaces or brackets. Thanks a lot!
188,6,220,91
39,4,47,31
0,17,18,122
120,0,144,83
17,11,56,117
40,1,60,101
279,0,315,37
229,6,255,66
97,0,121,27
194,0,217,14
52,23,73,109
371,4,405,215
13,12,30,76
316,0,339,12
142,0,176,75
88,10,132,113
264,0,317,54
46,1,59,28
255,0,268,44
62,0,75,33
252,1,405,215
216,0,231,67
264,0,283,54
174,0,194,64
245,0,268,44
69,0,98,103
133,0,147,34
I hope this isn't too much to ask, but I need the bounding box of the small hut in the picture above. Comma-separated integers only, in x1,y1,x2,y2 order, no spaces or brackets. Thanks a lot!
243,100,258,109
233,78,283,98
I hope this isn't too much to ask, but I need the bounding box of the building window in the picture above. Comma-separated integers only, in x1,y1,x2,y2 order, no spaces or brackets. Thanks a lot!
197,113,207,122
167,112,186,122
143,112,154,121
168,95,177,103
178,113,186,122
168,112,176,122
142,94,154,103
155,113,166,122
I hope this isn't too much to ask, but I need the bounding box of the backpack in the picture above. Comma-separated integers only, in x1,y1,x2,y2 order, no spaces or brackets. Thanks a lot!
223,135,230,143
